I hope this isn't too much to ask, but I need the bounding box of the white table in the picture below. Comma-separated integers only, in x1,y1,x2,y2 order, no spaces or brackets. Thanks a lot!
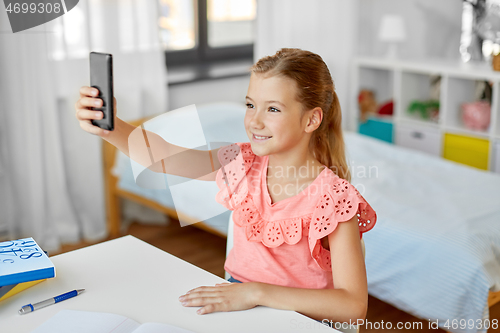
1,236,333,332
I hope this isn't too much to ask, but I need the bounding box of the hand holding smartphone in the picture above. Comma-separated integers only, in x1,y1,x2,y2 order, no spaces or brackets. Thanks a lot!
89,52,114,131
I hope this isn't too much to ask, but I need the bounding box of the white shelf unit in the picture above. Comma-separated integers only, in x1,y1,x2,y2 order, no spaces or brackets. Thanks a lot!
494,140,500,174
351,57,500,172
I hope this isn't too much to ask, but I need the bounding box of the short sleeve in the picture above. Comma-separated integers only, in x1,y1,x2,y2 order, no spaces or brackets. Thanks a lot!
308,179,377,271
215,143,255,210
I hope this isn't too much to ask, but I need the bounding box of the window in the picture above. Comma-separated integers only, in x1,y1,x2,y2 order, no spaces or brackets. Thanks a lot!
158,0,256,66
49,0,161,60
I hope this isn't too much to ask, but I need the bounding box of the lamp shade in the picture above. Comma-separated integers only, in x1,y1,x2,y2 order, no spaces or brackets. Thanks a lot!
378,15,407,42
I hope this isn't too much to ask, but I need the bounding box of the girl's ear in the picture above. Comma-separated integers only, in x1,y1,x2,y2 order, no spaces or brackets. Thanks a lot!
304,107,323,133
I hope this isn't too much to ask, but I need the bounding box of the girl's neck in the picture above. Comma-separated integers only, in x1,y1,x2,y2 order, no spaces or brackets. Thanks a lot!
267,147,324,181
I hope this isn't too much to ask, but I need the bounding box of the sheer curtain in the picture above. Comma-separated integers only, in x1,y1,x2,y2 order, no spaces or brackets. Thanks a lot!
0,0,168,252
254,0,359,130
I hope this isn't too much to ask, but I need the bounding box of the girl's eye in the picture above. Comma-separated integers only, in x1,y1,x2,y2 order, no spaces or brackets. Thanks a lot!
246,103,254,109
269,107,280,112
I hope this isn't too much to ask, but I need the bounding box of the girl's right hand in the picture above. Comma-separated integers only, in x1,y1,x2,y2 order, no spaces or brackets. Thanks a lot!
75,86,117,138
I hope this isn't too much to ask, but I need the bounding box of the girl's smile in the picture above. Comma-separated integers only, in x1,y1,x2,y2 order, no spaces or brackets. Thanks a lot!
251,133,272,142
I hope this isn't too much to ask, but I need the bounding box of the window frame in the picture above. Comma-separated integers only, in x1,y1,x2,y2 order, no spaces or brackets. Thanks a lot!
164,0,254,67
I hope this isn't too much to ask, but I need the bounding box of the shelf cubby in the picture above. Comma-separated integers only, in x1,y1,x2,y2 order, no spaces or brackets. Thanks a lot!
493,140,500,173
493,82,500,139
358,67,393,105
357,66,394,121
444,77,491,136
400,71,440,125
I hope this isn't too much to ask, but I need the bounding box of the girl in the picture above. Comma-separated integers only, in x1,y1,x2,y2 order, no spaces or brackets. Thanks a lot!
75,48,376,324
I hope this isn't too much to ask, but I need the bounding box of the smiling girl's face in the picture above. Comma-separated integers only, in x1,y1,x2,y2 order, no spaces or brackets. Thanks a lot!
245,73,312,157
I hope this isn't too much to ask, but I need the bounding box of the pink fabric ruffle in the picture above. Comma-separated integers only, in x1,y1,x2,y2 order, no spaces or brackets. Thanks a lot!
215,143,255,210
308,179,377,270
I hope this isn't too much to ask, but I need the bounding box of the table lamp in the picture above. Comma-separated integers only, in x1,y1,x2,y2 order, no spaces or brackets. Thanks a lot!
378,14,407,58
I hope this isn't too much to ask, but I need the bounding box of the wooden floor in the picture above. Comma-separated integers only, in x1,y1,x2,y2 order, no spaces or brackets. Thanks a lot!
55,219,499,333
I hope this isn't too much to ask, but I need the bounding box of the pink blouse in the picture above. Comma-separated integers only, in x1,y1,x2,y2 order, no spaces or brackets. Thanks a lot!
215,143,377,289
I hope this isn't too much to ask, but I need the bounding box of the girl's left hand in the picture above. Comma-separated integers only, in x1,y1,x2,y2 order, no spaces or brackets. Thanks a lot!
179,282,261,315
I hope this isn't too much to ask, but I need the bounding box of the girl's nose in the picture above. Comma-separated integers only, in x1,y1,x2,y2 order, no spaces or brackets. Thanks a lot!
249,110,265,129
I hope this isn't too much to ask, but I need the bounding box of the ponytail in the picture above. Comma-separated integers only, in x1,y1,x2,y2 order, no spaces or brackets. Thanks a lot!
310,91,351,182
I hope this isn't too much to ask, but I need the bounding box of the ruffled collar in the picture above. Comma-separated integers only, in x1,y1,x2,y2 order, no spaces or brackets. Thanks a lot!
232,165,347,249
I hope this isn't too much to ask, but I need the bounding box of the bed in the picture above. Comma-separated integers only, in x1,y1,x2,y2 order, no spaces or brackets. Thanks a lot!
345,132,500,333
103,102,500,333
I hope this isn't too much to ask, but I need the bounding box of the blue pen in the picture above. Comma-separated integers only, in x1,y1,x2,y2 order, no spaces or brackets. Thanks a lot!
18,289,85,315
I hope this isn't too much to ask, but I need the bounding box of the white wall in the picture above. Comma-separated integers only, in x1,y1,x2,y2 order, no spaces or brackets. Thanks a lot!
254,0,359,130
358,0,463,60
168,76,250,111
169,0,465,128
252,0,465,131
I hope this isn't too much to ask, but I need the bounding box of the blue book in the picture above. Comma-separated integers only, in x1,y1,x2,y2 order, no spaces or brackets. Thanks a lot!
0,238,55,287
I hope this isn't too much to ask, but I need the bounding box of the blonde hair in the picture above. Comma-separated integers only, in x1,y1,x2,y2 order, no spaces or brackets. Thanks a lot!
250,48,350,182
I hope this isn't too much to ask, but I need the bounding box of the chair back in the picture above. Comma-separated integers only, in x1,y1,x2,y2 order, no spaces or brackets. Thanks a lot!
224,211,235,280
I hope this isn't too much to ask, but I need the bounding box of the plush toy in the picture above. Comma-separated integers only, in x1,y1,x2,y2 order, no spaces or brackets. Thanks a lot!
378,100,394,116
407,100,440,122
462,100,491,130
358,89,394,122
358,89,378,122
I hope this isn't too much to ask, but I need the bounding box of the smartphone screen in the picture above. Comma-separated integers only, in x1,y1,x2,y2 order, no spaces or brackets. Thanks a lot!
89,52,114,131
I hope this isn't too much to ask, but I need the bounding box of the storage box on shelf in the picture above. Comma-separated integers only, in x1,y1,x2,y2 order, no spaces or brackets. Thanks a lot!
359,116,393,143
351,57,500,172
395,122,441,156
443,133,490,170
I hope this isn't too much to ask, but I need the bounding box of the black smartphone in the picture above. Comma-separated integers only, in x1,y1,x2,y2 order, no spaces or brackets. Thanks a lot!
89,52,114,131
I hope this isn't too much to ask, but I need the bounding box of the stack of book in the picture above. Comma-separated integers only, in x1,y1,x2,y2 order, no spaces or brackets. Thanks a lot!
0,237,56,301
